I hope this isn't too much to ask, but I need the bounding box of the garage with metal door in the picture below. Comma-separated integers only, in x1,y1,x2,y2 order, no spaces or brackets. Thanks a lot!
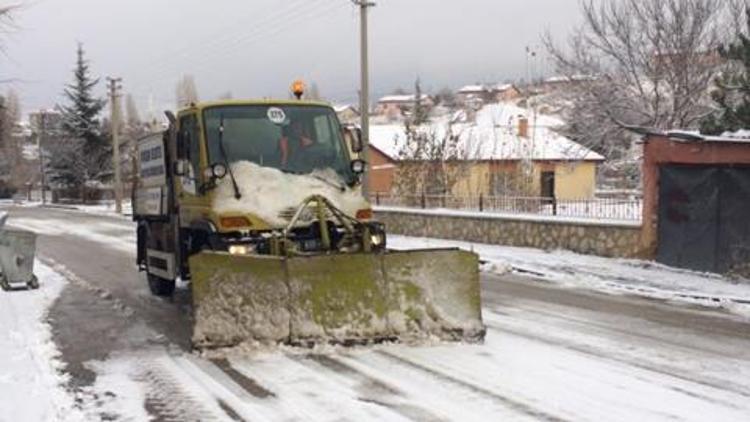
657,165,750,273
641,132,750,276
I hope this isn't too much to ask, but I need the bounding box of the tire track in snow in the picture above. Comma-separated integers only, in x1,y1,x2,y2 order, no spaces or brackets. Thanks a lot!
497,302,750,359
302,354,447,422
483,320,750,404
483,304,750,397
228,354,415,421
135,355,228,422
375,351,570,422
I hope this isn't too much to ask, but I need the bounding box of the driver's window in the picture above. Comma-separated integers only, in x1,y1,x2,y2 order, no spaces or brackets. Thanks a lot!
313,115,332,146
179,114,201,179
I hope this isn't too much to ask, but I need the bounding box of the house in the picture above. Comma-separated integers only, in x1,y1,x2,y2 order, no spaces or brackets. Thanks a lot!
456,84,522,108
456,85,491,106
367,145,397,194
367,103,605,199
491,83,521,102
334,104,359,124
28,109,64,135
374,94,434,121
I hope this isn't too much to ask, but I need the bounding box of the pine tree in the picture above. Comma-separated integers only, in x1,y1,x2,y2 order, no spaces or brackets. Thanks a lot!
59,43,106,150
50,43,108,201
412,77,428,125
701,9,750,135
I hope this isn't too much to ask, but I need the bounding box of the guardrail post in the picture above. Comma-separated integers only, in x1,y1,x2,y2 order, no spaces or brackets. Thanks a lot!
479,193,484,212
420,191,426,209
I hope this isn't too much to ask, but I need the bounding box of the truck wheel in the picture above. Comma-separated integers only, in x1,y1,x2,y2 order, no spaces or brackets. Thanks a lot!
147,273,175,297
27,275,40,290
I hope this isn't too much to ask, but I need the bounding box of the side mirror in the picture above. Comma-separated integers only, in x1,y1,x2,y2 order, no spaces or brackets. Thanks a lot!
203,163,227,180
343,124,363,153
174,160,188,176
351,159,366,175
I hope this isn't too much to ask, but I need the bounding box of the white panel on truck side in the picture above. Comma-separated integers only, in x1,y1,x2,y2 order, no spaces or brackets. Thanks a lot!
135,133,168,217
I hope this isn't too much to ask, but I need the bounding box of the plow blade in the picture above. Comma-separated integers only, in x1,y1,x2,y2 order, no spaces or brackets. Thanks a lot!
189,249,485,348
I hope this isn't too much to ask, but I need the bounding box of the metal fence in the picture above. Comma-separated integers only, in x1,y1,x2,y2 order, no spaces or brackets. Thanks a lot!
370,192,643,222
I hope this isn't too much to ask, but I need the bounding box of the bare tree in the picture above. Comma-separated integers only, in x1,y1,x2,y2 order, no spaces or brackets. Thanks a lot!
175,74,199,108
393,121,474,198
125,94,141,129
308,82,321,101
544,0,742,159
0,4,18,50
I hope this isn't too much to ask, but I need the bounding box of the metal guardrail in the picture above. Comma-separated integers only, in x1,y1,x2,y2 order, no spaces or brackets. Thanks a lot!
370,193,643,221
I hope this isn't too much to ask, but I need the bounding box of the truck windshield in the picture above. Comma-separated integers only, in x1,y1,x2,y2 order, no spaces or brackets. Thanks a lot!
203,105,354,182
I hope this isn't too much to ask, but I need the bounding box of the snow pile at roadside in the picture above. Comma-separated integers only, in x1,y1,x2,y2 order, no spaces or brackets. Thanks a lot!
388,235,750,317
0,262,83,421
213,161,365,226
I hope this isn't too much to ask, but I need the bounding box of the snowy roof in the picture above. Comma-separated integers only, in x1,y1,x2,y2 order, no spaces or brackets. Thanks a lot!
369,103,605,162
492,83,516,92
458,85,489,94
378,94,431,104
663,130,750,144
545,75,596,84
333,104,358,113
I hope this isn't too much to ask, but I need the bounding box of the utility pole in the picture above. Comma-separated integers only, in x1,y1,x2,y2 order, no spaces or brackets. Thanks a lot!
107,77,123,214
37,111,47,205
353,0,375,198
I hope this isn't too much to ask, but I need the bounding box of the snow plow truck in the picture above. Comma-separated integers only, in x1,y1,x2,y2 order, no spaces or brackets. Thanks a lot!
133,90,485,349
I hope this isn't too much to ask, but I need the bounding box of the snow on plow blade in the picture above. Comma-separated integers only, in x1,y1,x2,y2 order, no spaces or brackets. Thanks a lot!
189,249,485,348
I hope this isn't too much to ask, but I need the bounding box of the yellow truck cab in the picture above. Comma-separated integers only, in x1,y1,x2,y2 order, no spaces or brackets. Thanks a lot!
133,98,379,296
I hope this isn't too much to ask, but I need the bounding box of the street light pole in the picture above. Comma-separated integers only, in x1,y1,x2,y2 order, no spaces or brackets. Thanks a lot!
353,0,375,198
38,112,47,205
107,77,123,214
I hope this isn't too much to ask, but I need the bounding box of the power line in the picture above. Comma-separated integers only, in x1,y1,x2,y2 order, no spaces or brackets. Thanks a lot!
129,0,310,77
128,0,342,94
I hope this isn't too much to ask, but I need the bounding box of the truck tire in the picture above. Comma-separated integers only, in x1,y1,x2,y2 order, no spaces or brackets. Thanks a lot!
147,273,175,297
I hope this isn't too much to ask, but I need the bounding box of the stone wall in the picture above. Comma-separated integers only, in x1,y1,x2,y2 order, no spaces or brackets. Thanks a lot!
376,208,645,258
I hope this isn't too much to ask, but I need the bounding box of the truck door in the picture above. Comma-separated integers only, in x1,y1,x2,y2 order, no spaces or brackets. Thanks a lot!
176,113,206,224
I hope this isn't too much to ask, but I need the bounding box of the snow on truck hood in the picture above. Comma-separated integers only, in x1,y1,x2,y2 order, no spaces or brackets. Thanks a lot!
213,161,367,227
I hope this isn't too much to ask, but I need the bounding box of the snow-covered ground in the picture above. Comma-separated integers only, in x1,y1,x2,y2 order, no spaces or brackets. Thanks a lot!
389,235,750,318
0,262,82,421
2,205,750,420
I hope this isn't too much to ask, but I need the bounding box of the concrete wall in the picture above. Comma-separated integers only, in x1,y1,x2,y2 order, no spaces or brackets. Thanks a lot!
376,208,645,258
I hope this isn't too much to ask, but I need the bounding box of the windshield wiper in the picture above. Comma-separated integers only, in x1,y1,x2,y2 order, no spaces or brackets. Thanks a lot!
312,174,346,193
218,115,242,200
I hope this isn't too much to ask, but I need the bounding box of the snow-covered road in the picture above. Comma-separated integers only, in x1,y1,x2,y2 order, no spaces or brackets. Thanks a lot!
2,205,750,421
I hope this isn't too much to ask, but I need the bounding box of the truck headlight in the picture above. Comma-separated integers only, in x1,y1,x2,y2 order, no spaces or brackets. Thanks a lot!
368,223,386,250
370,233,385,247
228,245,254,255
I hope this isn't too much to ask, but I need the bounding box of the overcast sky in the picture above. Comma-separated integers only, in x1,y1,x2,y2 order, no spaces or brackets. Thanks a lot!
3,0,583,117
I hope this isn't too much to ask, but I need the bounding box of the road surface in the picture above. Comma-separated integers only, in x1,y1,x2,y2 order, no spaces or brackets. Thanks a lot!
4,205,750,421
